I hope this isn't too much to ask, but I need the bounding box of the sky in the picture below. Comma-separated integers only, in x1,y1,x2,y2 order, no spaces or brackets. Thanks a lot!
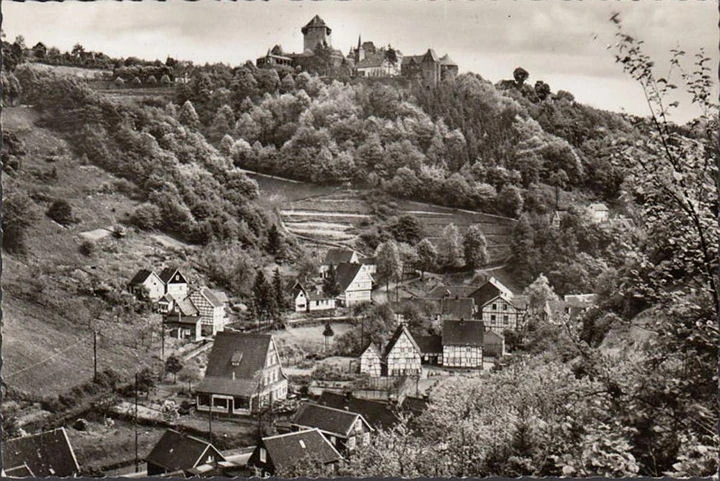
3,1,717,122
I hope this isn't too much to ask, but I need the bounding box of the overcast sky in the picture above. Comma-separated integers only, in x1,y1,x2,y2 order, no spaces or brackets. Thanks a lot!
3,1,716,122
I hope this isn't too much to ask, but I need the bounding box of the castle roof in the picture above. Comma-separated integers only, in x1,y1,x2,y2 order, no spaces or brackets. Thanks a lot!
302,15,331,35
439,54,457,66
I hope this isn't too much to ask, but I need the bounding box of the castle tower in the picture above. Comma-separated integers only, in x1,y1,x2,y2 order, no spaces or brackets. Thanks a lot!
301,15,332,52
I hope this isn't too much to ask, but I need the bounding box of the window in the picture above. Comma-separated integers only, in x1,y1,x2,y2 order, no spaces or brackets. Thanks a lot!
492,303,497,310
491,315,496,322
503,315,509,325
348,436,356,450
259,447,267,463
363,432,370,445
503,304,507,311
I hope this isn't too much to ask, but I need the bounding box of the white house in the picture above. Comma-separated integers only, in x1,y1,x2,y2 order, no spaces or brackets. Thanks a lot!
588,203,610,224
382,324,421,377
359,344,382,378
335,263,373,307
159,267,189,300
189,288,227,336
442,320,484,368
293,282,336,312
128,270,165,302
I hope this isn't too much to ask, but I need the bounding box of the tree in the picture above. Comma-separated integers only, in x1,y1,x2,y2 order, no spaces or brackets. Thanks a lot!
415,238,438,279
267,224,282,255
513,67,529,86
46,199,74,225
322,265,341,297
439,223,462,268
165,355,183,383
523,273,559,317
178,100,200,129
2,189,37,254
389,214,423,245
375,240,401,296
322,322,335,351
272,268,285,310
253,269,271,320
462,225,488,269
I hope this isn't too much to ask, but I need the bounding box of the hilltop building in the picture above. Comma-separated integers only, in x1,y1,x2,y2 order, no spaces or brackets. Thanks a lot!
257,15,457,85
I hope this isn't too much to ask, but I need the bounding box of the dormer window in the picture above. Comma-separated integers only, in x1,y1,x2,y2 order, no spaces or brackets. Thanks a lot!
231,352,243,366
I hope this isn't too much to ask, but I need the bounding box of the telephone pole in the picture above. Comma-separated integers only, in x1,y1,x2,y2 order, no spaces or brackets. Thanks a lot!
93,330,98,382
134,371,139,473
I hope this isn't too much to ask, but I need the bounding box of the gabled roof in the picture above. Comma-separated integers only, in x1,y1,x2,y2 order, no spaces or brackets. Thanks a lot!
401,55,425,65
382,324,421,359
356,53,388,69
412,333,443,354
442,320,484,347
3,428,80,477
422,48,440,63
211,290,230,305
262,429,342,471
173,296,200,317
129,269,157,286
294,282,333,302
323,248,357,265
401,396,430,416
440,298,474,320
146,429,224,472
159,266,186,284
470,282,505,307
336,262,365,291
192,287,224,308
359,256,376,265
196,332,274,396
317,392,400,430
293,403,372,437
483,330,505,344
301,15,331,34
360,343,381,358
427,284,476,299
439,54,457,66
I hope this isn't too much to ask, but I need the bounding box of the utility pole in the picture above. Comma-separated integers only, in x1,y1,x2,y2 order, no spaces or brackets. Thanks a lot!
208,399,213,445
134,371,139,473
160,317,165,361
93,330,98,382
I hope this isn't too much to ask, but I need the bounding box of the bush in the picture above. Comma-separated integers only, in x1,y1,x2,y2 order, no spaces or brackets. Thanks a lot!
46,199,73,225
130,203,161,230
79,240,95,256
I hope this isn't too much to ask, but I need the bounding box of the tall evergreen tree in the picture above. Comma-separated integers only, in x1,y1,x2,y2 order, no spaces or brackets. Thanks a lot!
272,267,284,310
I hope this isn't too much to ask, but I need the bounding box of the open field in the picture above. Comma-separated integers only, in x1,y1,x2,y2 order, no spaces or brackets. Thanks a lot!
24,62,111,79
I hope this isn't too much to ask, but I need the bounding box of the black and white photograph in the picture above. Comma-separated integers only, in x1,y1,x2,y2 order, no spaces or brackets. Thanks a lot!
1,1,717,478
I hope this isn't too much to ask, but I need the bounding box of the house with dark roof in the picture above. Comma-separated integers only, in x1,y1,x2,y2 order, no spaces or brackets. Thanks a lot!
400,48,456,87
145,429,225,476
189,287,227,336
128,269,165,302
411,332,443,365
470,276,527,332
483,329,506,357
427,284,477,300
335,262,373,307
164,294,202,341
317,391,401,430
359,343,382,377
293,281,336,312
292,402,373,453
2,427,80,477
159,266,189,300
323,248,359,271
248,428,342,477
442,319,484,368
383,324,422,376
196,332,288,415
438,297,475,321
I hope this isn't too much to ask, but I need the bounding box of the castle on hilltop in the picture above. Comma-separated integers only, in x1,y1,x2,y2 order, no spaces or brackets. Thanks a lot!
256,15,458,87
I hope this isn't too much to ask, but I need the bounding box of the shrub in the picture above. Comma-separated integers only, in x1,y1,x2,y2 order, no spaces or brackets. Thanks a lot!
79,240,95,256
130,203,161,230
114,77,125,86
132,76,142,86
160,74,171,85
46,199,73,225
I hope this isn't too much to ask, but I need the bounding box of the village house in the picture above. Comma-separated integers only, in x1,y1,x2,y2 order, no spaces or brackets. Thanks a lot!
382,324,422,376
292,403,373,454
587,202,610,224
470,277,527,332
159,266,189,300
321,248,360,277
248,428,343,477
2,428,80,478
359,343,382,378
164,296,202,341
195,332,288,415
317,391,401,430
551,210,569,229
442,319,484,368
483,329,506,357
336,262,373,307
359,256,377,276
293,281,336,312
145,429,225,476
189,287,227,336
128,269,165,302
427,284,477,300
401,48,458,87
411,332,443,365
